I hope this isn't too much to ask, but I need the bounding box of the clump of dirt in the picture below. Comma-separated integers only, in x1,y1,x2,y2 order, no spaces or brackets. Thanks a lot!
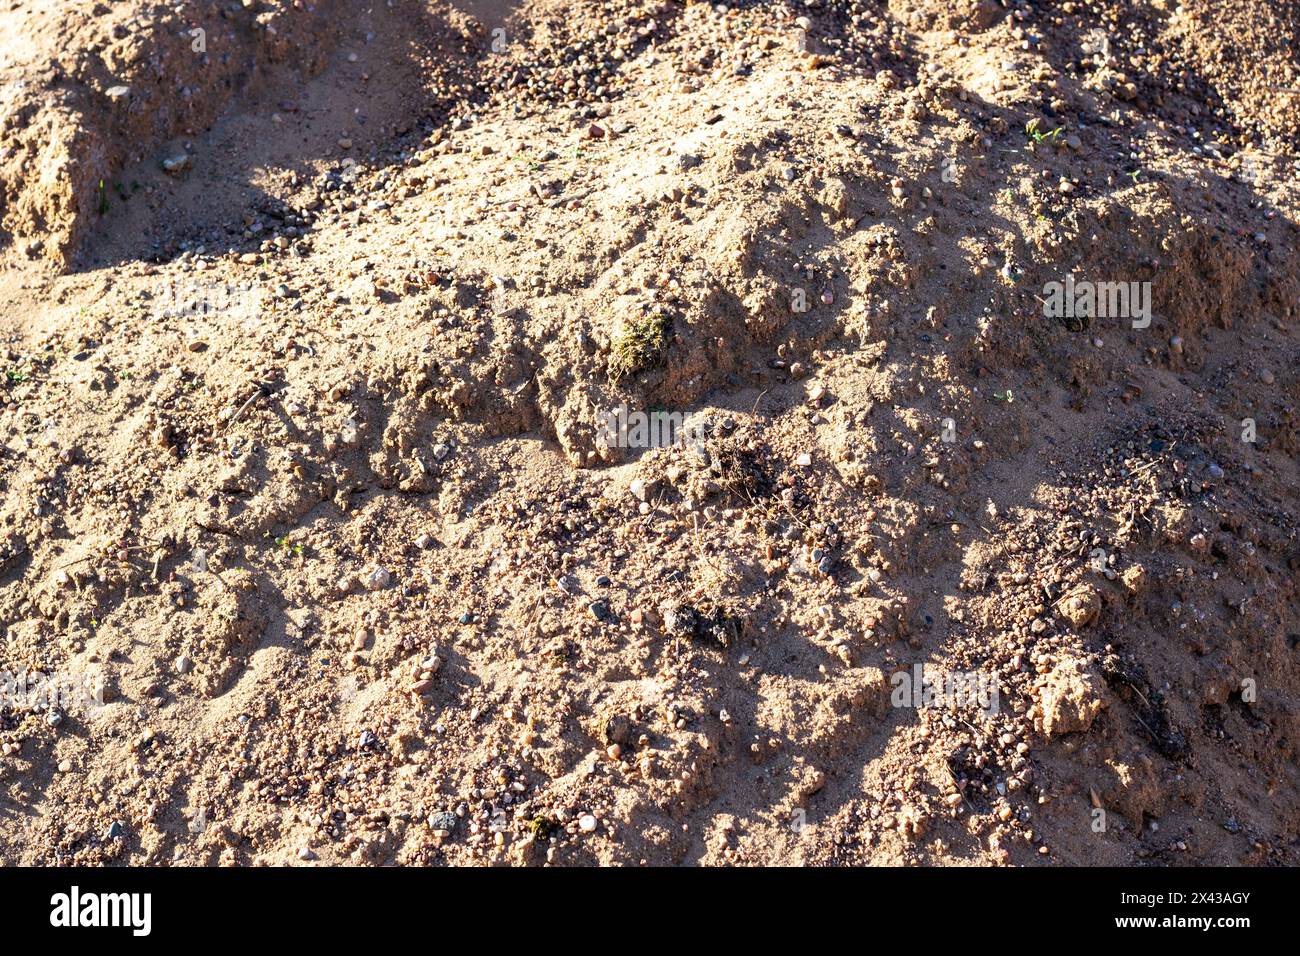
0,0,1297,867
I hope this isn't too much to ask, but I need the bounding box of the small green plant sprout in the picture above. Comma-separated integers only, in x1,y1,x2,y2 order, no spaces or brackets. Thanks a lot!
1025,118,1066,147
993,388,1015,403
527,816,559,841
608,312,670,383
4,366,28,386
275,535,305,557
97,179,109,215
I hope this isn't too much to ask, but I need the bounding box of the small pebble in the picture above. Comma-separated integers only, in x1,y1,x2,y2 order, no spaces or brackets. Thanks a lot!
361,566,391,590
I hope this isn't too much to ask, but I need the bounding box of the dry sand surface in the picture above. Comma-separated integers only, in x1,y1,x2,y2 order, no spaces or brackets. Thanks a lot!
0,0,1297,866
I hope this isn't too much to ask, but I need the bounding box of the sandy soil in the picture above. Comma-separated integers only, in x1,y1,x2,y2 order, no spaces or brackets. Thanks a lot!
0,0,1297,866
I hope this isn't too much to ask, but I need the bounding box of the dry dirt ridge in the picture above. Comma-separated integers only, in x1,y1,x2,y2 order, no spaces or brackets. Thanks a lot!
0,0,1297,866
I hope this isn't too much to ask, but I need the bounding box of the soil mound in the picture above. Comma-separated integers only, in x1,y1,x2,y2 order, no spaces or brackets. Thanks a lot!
0,0,1296,866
